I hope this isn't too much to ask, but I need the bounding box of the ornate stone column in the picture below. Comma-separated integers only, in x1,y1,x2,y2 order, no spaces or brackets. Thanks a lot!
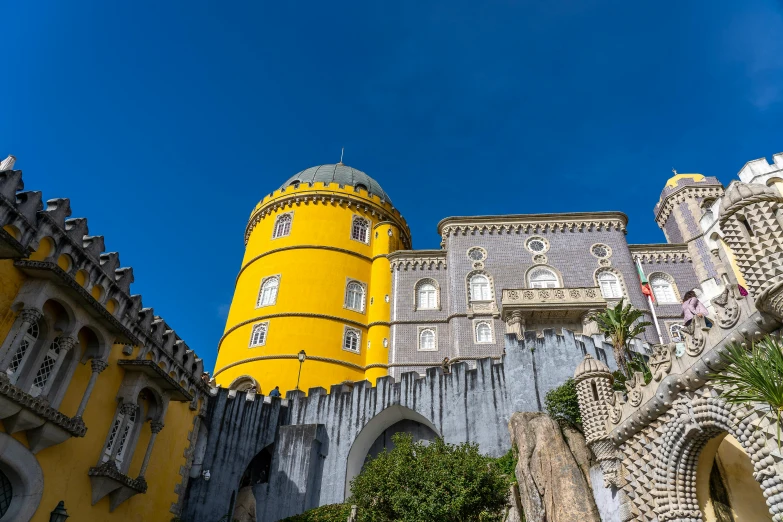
75,358,109,418
580,309,600,337
0,308,43,373
138,421,164,477
504,311,525,340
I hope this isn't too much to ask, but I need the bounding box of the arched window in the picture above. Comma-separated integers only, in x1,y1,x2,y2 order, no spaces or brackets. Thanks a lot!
419,329,436,351
344,281,366,312
343,328,361,353
351,216,370,243
529,268,559,288
102,404,137,467
272,213,292,239
650,274,678,304
257,276,279,307
475,321,493,343
417,282,438,310
737,214,755,238
598,271,623,299
29,336,69,398
7,321,38,382
249,322,268,347
469,275,492,301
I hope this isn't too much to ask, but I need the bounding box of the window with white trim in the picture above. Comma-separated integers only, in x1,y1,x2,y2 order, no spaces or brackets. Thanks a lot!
29,336,67,398
469,275,492,301
529,268,559,288
418,328,437,351
651,274,678,304
102,405,137,466
343,327,361,353
249,322,268,347
475,321,493,343
257,276,279,307
351,216,370,243
344,281,366,312
598,271,623,299
272,213,292,239
7,322,38,382
417,282,438,310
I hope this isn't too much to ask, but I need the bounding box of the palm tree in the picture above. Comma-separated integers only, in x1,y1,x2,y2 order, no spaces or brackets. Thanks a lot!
711,336,783,447
589,299,652,376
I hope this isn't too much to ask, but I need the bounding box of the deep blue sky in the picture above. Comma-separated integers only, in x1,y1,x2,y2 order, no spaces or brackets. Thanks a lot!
3,1,782,371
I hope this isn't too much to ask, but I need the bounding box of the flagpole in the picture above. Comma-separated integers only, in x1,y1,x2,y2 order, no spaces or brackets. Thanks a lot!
635,256,664,344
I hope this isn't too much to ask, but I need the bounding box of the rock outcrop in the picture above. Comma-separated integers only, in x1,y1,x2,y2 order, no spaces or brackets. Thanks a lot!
509,412,601,522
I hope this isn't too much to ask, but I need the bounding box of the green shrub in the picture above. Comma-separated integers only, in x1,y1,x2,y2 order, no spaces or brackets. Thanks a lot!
544,378,582,430
493,445,518,485
348,433,510,522
279,503,351,522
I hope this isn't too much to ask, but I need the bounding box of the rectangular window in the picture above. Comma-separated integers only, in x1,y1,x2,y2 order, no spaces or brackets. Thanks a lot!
343,326,361,353
249,322,269,347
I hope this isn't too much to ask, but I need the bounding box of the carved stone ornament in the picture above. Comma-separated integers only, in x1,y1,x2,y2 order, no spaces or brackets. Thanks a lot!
20,308,43,324
91,359,109,373
649,344,672,381
608,391,624,425
682,314,708,356
532,254,547,265
625,372,644,407
711,287,740,329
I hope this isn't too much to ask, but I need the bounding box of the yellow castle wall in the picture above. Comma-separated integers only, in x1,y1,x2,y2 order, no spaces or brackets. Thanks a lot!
213,181,409,393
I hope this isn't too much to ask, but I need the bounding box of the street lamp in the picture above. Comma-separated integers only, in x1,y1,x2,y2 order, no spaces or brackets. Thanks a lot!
49,501,69,522
296,350,307,390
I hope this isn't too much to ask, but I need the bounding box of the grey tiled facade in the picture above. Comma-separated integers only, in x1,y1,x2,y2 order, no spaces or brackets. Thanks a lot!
388,209,706,377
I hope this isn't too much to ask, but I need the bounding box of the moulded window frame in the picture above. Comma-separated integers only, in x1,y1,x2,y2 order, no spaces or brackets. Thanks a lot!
249,322,269,348
350,215,371,245
256,274,281,308
593,267,627,301
649,272,680,304
466,271,495,304
527,266,561,289
344,279,368,313
271,212,294,240
414,278,441,311
473,320,495,344
342,326,362,354
417,326,438,352
597,271,623,299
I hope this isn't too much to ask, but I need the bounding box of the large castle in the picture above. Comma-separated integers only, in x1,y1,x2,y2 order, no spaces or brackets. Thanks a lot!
0,152,781,521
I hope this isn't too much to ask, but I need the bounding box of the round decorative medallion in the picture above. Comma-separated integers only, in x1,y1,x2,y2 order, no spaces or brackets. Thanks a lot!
525,236,550,254
599,258,611,267
533,254,548,265
473,261,484,269
591,244,612,259
467,247,487,262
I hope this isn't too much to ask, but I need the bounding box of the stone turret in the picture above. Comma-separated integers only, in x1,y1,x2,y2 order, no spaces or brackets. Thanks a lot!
718,181,783,319
573,354,618,487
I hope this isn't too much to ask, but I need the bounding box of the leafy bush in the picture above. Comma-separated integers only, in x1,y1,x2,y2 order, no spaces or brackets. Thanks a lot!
279,503,351,522
544,378,582,430
348,433,510,522
493,445,518,485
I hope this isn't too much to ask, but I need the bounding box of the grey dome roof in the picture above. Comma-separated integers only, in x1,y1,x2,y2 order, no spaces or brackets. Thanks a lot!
720,181,777,214
574,354,612,381
281,164,392,204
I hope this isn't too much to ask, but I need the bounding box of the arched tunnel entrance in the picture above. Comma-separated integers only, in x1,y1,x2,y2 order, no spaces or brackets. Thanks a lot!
344,405,440,499
232,444,274,522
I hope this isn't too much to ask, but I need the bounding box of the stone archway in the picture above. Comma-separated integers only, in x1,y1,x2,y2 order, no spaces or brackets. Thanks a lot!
344,405,440,498
652,396,782,522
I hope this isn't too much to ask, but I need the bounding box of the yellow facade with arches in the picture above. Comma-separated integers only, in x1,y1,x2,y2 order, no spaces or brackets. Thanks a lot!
213,164,411,393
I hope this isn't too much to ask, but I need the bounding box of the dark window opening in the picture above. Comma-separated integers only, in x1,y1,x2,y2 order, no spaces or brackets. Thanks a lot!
355,183,368,192
590,381,599,402
737,214,755,237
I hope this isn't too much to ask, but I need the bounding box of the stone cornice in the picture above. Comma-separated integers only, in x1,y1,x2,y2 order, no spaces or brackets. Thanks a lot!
388,250,447,270
437,212,628,238
628,244,692,264
88,461,148,492
245,191,412,248
0,376,87,437
654,183,724,226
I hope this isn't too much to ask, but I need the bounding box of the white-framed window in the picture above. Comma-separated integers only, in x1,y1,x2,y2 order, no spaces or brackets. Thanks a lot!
343,327,361,353
249,322,268,347
469,274,492,301
529,268,559,288
102,405,137,466
416,279,439,310
650,274,678,304
7,321,39,381
351,216,370,244
272,213,293,239
29,336,67,398
475,321,494,343
418,327,437,351
344,281,366,312
257,276,280,307
598,271,623,299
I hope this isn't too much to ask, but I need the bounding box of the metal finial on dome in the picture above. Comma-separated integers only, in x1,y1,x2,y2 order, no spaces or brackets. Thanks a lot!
338,147,344,166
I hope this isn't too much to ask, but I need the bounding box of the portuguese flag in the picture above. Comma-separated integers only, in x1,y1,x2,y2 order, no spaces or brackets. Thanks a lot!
636,258,655,303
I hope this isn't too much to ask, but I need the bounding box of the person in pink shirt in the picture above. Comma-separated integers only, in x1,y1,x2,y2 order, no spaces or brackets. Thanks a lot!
681,290,713,332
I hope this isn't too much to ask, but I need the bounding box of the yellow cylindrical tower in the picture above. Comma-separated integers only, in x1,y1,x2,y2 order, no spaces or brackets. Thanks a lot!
213,164,410,394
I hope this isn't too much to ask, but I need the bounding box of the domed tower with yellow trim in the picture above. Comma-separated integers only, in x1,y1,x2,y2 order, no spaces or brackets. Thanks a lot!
213,164,411,393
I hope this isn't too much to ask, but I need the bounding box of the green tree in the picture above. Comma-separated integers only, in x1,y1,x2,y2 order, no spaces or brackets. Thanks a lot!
589,299,652,376
348,433,510,522
544,378,582,430
711,336,783,446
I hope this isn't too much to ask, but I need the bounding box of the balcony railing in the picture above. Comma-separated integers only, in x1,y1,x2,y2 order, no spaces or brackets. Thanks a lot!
501,287,607,321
